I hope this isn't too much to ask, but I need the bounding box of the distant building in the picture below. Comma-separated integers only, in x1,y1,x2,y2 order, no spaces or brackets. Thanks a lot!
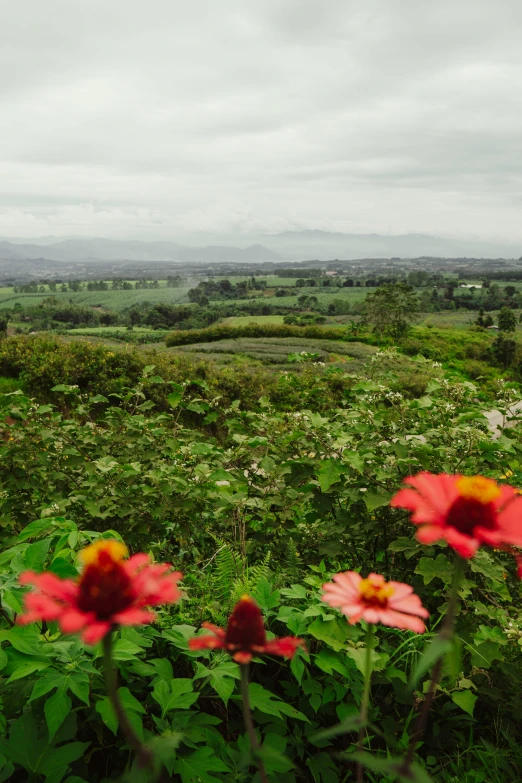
460,284,482,289
487,325,499,330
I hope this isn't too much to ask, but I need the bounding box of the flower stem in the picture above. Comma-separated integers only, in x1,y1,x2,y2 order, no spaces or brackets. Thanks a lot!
102,632,153,771
403,555,465,767
356,623,374,783
239,663,269,783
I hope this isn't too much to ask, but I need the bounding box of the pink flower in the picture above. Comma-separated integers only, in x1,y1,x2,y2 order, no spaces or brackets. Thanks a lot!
19,540,182,644
322,572,428,633
391,472,522,558
189,595,305,664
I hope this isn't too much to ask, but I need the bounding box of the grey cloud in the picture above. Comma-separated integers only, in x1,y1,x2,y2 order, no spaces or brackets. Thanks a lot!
0,0,521,241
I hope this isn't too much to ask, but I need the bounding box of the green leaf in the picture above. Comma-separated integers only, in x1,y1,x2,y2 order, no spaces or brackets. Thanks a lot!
95,697,118,735
308,617,349,652
175,747,230,783
0,649,7,671
363,491,391,511
246,683,308,721
152,679,198,717
109,639,144,661
117,686,146,715
167,392,183,409
409,635,452,691
317,460,343,492
23,538,51,571
452,690,478,716
17,518,56,542
351,752,433,782
415,553,453,585
311,715,363,742
45,690,71,740
307,751,340,783
6,660,51,682
251,577,280,612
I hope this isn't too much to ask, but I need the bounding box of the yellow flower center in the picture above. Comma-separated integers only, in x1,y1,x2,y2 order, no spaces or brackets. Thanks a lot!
456,476,501,505
359,576,395,605
79,539,128,567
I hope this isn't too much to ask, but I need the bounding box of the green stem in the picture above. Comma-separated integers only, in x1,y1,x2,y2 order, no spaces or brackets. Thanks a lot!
404,556,465,767
239,663,269,783
102,632,153,771
356,623,374,783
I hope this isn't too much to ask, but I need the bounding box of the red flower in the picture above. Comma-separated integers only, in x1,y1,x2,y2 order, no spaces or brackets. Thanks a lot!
189,595,305,663
391,472,522,558
19,540,182,644
322,571,428,633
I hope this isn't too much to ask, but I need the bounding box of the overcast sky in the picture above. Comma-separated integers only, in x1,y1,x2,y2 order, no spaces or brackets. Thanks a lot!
1,0,522,242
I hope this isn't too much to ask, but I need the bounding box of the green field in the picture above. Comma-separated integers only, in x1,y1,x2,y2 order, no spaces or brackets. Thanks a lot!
0,286,192,310
221,315,286,326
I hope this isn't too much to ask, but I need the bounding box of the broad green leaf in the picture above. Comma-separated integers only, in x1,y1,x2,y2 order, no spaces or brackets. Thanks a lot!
0,649,7,671
23,538,51,572
117,686,146,715
167,391,183,408
45,690,72,740
152,679,198,716
175,747,230,783
415,553,453,585
363,491,391,511
351,752,433,782
307,751,340,783
6,660,51,682
308,617,349,652
317,460,343,492
452,690,478,716
17,518,56,542
247,683,308,721
95,697,118,735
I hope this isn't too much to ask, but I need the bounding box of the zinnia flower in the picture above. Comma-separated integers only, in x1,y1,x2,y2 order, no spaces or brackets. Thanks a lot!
391,472,522,558
322,571,428,633
19,539,182,644
189,595,305,663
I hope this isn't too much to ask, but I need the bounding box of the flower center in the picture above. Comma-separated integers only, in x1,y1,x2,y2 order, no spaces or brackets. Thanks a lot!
225,595,267,650
455,476,501,505
446,476,501,536
359,576,395,607
77,541,135,619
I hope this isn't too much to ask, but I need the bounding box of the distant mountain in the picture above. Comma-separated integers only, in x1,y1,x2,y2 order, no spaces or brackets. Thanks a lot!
0,238,281,263
253,230,522,260
0,231,520,263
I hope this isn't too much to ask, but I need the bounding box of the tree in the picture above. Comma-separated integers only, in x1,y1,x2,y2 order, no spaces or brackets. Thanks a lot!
493,334,517,368
505,285,517,298
0,314,8,338
498,306,517,332
363,283,419,339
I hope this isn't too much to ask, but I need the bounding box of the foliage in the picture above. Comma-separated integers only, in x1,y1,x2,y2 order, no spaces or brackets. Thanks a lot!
1,348,522,780
498,306,517,332
165,323,351,347
363,283,419,339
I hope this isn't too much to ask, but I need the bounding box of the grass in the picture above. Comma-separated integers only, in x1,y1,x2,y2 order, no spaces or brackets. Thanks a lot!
0,287,192,311
172,337,376,365
221,315,285,326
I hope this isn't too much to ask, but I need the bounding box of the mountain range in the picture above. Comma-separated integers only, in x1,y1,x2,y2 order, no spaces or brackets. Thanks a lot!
0,231,520,263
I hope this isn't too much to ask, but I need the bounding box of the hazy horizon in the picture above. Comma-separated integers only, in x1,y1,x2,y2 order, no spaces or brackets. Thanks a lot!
2,1,522,242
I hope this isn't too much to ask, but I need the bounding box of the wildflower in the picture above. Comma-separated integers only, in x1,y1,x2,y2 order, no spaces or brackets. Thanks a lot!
391,472,522,558
322,571,428,633
19,540,182,644
189,595,305,663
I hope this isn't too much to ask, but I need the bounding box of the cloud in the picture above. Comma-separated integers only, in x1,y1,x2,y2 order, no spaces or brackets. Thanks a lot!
0,0,521,241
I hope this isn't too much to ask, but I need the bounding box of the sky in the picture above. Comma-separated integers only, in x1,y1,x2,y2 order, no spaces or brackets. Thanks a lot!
1,0,522,242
